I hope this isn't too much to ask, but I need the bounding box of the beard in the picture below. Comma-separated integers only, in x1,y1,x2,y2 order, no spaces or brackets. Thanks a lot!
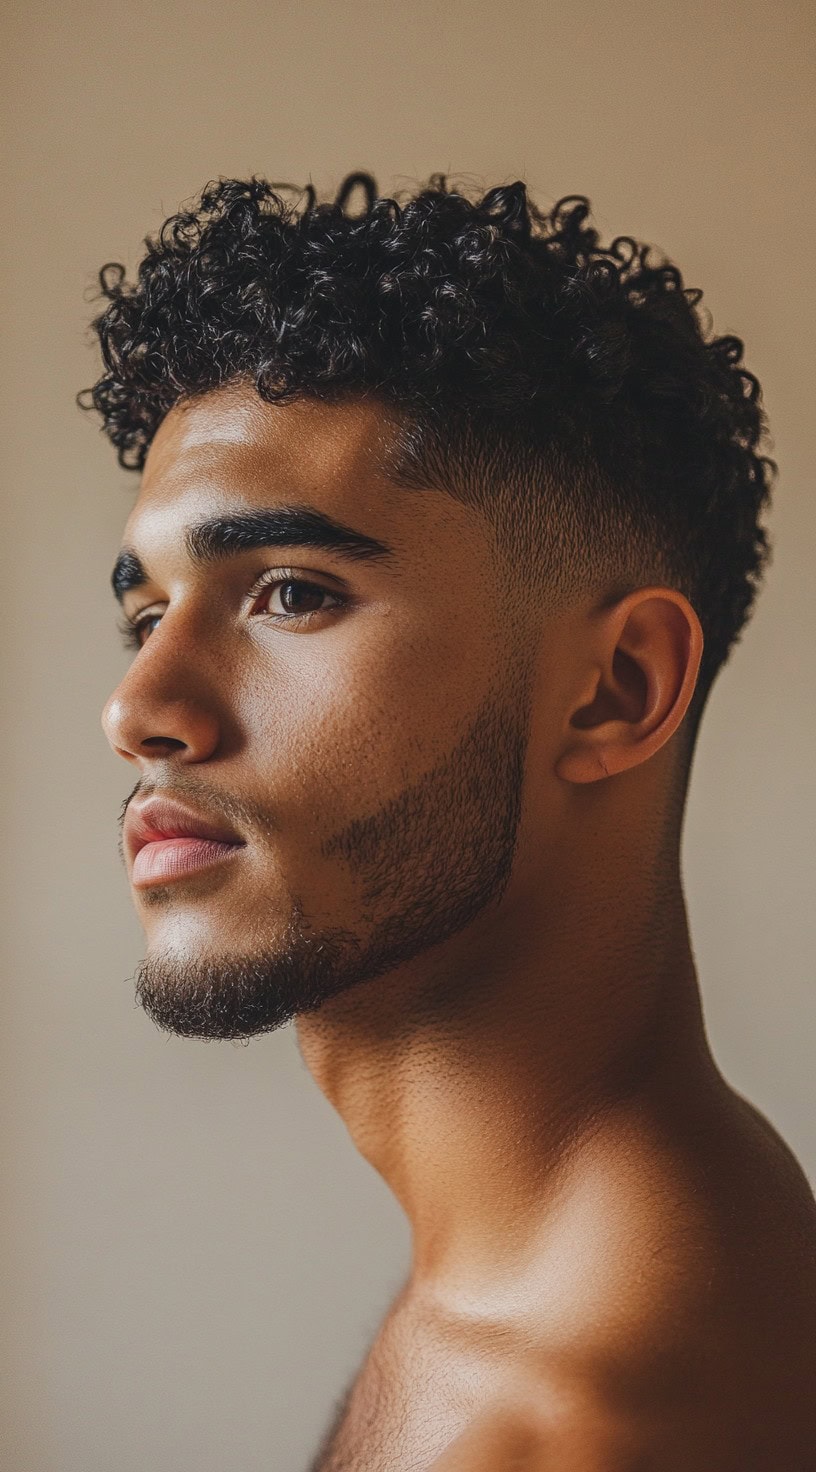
133,666,534,1041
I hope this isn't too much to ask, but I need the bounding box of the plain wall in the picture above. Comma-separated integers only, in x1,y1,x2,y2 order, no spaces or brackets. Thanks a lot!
1,2,814,1468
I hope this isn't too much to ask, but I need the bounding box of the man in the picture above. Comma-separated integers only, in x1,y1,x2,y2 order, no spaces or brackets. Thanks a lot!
84,172,816,1469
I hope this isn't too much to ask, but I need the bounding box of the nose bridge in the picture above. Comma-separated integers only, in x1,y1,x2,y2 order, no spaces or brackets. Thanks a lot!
102,615,224,762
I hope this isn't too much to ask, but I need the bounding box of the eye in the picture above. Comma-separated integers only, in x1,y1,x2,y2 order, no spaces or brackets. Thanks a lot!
118,611,163,651
249,572,346,625
117,571,347,653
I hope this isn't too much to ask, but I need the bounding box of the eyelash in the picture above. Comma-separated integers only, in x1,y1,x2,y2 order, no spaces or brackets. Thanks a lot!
118,568,347,652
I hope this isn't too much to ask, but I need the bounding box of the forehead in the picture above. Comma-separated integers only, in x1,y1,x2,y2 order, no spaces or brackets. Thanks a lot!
124,383,468,560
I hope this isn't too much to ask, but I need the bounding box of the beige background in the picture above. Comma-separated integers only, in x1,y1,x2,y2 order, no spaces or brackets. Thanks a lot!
1,2,814,1468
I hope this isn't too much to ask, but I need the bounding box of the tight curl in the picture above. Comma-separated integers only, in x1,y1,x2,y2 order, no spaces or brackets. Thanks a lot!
80,171,776,746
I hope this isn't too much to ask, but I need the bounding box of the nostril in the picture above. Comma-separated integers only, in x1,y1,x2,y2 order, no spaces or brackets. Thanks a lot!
102,694,221,765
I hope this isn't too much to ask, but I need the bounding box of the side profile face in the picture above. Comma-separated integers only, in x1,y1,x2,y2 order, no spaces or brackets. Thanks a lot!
102,378,701,1040
102,381,578,1037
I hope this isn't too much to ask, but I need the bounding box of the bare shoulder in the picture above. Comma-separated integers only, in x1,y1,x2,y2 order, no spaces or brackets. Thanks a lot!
429,1092,816,1470
562,1106,813,1448
529,1093,816,1466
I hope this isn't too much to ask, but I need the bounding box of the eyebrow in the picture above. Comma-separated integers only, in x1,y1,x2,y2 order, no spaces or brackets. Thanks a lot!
111,505,398,602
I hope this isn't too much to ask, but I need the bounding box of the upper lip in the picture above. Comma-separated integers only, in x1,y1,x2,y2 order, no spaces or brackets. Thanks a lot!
123,796,246,863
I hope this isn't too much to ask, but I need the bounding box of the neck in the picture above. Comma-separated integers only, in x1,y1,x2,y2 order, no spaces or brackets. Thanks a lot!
295,855,725,1296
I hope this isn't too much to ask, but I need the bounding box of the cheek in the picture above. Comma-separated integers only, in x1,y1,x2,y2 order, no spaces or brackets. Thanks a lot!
236,621,491,815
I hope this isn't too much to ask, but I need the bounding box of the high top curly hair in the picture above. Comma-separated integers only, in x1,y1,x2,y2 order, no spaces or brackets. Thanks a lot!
80,170,775,778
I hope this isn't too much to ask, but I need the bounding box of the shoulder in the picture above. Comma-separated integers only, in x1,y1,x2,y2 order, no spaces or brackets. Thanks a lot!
430,1113,816,1469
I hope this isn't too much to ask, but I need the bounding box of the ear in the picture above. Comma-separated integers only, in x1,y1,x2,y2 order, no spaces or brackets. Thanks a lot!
554,587,704,785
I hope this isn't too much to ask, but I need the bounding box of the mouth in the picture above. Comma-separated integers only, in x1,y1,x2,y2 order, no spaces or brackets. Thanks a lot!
124,796,246,889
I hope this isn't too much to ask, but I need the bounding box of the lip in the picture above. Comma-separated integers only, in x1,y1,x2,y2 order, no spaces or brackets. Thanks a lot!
124,796,246,889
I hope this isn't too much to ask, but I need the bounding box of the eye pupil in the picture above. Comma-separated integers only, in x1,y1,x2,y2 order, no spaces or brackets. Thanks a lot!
278,581,324,614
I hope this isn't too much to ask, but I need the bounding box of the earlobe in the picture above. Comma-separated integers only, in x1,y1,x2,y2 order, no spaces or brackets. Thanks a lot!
554,587,703,787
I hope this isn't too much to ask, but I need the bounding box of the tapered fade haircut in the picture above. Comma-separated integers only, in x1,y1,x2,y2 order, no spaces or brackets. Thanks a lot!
80,170,775,784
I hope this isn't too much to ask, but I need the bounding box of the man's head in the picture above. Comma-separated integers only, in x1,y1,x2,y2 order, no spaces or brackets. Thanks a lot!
86,172,773,1040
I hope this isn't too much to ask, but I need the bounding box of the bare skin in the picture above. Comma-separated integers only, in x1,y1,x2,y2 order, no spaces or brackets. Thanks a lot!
102,382,816,1471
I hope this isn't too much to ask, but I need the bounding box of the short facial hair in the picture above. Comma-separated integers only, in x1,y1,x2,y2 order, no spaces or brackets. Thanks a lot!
133,665,534,1041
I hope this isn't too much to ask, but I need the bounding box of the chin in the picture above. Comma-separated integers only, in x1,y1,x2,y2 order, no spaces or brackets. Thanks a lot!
131,914,373,1042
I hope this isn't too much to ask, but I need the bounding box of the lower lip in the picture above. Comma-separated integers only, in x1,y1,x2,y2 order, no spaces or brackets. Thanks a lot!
131,837,244,887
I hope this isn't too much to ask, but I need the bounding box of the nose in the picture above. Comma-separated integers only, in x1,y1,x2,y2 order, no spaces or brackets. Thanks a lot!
101,634,222,766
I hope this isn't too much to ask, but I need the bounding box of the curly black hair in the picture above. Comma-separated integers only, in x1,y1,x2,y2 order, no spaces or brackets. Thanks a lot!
80,170,775,771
